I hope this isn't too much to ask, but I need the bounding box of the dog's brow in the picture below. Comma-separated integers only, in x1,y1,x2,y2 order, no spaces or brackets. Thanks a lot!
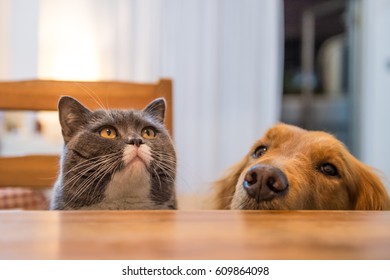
267,128,295,143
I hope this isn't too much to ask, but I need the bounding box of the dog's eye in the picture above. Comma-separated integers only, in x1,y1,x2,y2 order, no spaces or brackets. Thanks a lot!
319,163,339,177
252,145,268,158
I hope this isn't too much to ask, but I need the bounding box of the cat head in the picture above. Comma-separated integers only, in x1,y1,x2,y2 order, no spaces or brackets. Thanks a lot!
53,96,176,210
58,96,167,143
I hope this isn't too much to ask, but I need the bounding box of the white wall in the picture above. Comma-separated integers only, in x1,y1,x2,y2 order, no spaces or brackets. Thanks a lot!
359,0,390,189
0,0,41,155
10,0,39,79
158,0,284,194
0,0,38,80
0,0,11,79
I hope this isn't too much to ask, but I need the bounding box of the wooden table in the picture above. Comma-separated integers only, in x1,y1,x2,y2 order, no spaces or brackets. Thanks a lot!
1,210,390,260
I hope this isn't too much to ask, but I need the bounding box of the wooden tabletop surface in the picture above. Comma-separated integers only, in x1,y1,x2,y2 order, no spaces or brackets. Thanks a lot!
1,210,390,260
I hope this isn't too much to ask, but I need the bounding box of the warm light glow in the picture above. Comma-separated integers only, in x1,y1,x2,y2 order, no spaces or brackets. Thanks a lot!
38,0,101,80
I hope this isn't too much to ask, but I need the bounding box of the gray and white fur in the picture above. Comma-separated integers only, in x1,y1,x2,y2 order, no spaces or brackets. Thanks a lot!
51,96,177,210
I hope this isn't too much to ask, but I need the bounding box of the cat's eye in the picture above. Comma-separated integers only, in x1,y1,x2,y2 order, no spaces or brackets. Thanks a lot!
252,145,268,158
141,127,157,139
99,126,118,139
318,163,339,177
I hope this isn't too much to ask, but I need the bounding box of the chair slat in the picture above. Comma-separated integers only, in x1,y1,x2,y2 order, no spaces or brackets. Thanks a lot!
0,155,60,189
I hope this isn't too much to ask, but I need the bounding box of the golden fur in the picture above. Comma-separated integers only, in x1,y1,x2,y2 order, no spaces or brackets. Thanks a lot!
213,123,390,210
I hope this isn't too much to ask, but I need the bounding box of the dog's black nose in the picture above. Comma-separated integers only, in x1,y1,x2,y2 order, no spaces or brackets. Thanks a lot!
243,164,288,203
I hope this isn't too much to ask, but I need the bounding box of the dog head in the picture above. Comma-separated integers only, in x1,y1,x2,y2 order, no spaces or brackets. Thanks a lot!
213,123,390,210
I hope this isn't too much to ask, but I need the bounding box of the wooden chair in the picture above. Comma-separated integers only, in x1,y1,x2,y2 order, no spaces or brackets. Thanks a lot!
0,79,173,196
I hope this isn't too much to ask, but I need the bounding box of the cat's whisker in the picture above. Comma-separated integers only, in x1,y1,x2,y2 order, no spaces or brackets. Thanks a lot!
65,163,118,208
151,151,176,159
61,153,123,207
152,160,176,177
150,167,163,191
150,161,176,186
153,159,177,169
87,160,120,204
61,152,123,178
63,170,100,207
150,153,175,169
63,160,120,195
61,152,123,207
74,82,108,111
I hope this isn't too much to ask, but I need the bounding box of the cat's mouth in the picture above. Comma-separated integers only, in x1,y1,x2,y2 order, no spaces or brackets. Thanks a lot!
127,155,147,166
123,146,151,168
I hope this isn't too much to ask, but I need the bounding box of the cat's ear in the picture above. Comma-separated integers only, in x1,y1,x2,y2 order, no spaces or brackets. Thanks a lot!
58,96,91,143
143,98,166,124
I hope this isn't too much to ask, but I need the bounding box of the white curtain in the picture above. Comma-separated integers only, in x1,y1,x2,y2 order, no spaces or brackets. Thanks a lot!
0,0,39,80
359,0,390,189
4,0,283,195
159,0,283,194
0,0,10,78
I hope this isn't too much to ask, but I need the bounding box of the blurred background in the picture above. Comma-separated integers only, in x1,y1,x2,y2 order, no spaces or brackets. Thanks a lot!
0,0,389,201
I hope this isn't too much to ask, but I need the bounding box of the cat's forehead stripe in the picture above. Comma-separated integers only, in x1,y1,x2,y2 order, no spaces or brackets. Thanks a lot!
90,109,155,129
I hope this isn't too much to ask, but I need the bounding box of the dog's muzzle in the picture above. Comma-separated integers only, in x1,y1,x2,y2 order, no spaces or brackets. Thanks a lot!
243,164,289,203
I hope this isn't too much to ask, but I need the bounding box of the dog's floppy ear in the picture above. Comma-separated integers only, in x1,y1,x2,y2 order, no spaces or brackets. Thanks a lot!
212,156,249,209
352,161,390,210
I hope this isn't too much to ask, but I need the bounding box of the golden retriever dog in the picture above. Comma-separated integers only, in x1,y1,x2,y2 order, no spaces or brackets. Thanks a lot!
213,123,390,210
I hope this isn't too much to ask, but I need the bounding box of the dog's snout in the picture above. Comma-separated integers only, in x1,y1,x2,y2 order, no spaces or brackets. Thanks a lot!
243,164,288,203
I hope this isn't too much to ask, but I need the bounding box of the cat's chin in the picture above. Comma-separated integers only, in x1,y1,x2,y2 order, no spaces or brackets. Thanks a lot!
103,157,152,203
125,156,148,169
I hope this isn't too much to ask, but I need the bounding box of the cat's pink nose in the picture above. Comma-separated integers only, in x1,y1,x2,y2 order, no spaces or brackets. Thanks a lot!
126,138,144,147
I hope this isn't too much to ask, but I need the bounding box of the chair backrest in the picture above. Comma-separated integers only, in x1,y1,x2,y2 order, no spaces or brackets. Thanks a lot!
0,79,173,189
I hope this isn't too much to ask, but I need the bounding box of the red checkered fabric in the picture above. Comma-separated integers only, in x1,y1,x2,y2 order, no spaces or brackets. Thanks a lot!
0,187,49,210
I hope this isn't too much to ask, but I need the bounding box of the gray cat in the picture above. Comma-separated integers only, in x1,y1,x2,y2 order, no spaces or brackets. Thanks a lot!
50,96,177,210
